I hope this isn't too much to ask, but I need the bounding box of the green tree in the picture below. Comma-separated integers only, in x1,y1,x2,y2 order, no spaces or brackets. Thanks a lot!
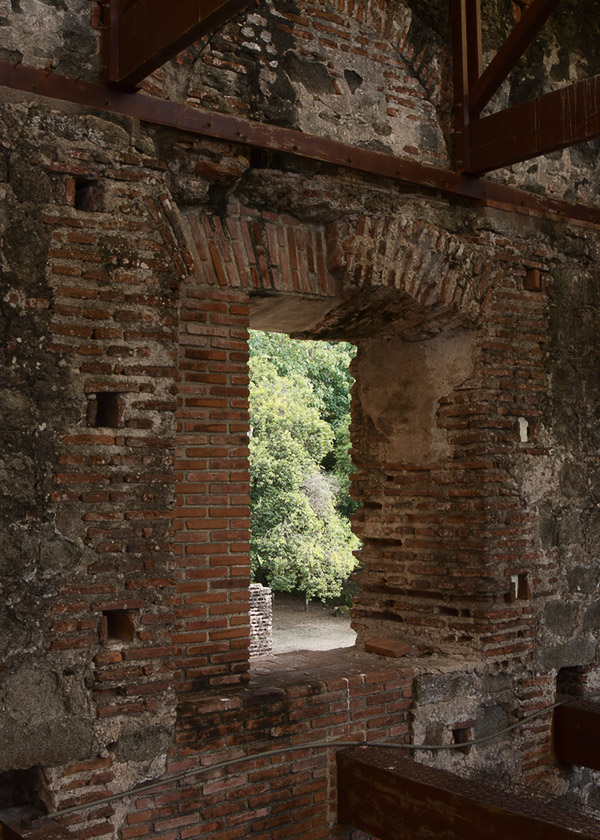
249,330,357,515
249,339,359,602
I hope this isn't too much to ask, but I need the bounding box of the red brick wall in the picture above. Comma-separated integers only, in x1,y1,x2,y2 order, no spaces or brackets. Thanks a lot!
174,270,252,692
46,156,187,718
349,232,551,661
126,664,412,840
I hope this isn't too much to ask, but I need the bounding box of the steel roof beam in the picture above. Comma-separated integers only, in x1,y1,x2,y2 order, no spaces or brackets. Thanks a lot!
2,61,600,227
104,0,253,89
470,0,562,118
468,72,600,173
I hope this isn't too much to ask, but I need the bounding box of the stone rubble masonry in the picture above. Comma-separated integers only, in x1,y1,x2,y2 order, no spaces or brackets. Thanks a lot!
154,0,450,166
2,0,600,838
2,92,600,837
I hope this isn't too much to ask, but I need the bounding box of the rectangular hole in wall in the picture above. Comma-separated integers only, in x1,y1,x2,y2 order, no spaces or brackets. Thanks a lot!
517,573,530,599
88,393,121,428
507,573,530,602
557,665,589,698
74,178,101,212
102,610,135,643
0,768,47,813
451,726,472,755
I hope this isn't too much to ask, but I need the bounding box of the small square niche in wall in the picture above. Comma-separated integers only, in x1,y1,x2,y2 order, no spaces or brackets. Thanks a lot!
87,393,122,428
74,178,102,212
101,610,135,644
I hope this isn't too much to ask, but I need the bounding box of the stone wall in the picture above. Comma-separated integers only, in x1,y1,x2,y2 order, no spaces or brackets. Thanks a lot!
2,1,600,838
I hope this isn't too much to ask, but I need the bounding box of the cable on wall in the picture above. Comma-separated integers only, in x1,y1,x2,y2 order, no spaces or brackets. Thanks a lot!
30,697,568,823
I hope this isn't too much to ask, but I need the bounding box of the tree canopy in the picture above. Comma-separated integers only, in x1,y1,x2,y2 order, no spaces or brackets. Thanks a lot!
249,331,359,602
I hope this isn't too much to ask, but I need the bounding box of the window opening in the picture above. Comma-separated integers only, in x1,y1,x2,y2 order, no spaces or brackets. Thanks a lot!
248,330,359,655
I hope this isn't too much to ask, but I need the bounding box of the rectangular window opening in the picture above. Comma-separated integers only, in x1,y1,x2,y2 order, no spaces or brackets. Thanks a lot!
248,329,359,657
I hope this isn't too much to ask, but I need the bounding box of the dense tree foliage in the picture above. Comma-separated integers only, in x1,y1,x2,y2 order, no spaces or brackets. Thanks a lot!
249,331,359,602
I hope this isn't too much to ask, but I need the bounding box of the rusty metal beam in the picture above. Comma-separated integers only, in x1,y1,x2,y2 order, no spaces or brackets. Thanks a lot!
469,73,600,173
470,0,562,118
466,0,482,93
554,698,600,771
2,61,600,227
104,0,253,88
337,747,600,840
451,0,473,172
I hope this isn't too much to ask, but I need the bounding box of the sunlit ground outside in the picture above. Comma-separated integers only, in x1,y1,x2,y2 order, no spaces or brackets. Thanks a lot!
271,593,357,654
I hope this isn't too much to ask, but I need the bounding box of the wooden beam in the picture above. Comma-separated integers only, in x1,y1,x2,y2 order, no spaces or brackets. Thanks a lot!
105,0,253,88
469,0,562,117
337,747,600,840
468,73,600,173
2,61,600,227
554,698,600,771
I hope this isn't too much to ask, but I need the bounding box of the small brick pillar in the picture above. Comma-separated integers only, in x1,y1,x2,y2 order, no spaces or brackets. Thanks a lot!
249,583,273,656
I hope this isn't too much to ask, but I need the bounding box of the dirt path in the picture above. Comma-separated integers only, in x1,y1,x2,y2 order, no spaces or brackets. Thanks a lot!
271,593,356,653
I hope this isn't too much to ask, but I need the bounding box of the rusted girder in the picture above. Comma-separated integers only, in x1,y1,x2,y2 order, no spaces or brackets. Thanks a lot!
2,61,600,227
554,698,600,771
337,747,600,840
451,0,479,172
469,0,562,118
469,73,600,173
104,0,253,88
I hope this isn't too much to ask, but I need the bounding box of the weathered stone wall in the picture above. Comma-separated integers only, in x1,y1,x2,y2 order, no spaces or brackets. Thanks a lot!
2,0,600,838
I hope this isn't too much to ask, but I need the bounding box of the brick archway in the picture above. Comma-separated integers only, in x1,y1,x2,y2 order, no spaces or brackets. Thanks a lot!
174,202,508,690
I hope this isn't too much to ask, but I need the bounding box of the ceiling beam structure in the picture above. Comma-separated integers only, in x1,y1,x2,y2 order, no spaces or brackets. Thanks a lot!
453,0,600,174
3,60,600,228
469,0,561,118
337,747,600,840
469,74,600,173
103,0,253,88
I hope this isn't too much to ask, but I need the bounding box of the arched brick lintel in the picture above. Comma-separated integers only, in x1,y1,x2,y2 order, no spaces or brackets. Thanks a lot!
326,216,499,332
185,205,499,339
185,204,337,299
